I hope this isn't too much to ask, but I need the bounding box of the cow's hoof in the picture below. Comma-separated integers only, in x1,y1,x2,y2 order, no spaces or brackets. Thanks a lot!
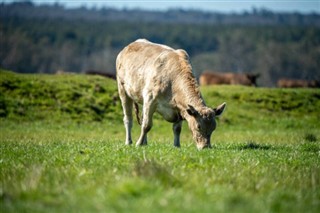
136,142,147,147
125,140,132,145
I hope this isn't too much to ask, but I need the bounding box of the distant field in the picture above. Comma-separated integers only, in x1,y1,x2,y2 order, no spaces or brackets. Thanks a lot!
1,70,319,212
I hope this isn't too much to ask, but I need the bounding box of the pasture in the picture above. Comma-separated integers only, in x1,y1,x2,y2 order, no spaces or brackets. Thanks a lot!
1,70,319,212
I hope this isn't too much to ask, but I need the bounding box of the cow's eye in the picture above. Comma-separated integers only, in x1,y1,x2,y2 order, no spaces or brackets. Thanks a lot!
197,124,201,130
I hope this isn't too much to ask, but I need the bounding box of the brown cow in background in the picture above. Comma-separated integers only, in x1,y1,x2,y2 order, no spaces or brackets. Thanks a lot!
199,72,259,86
277,79,319,88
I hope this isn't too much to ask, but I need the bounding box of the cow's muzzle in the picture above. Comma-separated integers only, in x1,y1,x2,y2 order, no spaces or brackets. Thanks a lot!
197,143,212,150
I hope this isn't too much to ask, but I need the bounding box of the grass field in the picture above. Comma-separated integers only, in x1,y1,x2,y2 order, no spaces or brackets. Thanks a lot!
1,70,319,212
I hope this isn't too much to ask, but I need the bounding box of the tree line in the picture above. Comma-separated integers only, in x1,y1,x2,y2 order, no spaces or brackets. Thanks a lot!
1,2,319,86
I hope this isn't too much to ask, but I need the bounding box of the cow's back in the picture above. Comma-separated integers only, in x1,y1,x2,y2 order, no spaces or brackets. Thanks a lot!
117,39,165,80
116,39,190,104
200,72,257,86
277,79,319,88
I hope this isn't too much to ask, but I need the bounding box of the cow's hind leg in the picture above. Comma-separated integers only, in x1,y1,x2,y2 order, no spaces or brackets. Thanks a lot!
118,82,133,145
173,121,182,147
136,95,156,146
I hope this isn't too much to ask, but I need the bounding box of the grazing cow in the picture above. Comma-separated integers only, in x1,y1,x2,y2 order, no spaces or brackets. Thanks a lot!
199,72,259,86
277,79,319,88
85,70,116,80
116,39,226,150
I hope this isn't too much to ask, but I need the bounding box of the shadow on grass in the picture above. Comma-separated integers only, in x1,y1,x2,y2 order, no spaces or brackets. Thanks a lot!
212,141,274,151
239,141,272,150
304,133,317,143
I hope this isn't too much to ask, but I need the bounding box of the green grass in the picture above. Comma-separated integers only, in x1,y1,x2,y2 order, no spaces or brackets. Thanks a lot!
1,70,319,212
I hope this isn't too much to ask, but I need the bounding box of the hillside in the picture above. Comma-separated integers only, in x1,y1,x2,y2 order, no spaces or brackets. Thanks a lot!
0,70,120,122
1,70,319,133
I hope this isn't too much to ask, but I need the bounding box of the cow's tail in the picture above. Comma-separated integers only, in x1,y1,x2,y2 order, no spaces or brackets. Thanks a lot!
134,102,142,125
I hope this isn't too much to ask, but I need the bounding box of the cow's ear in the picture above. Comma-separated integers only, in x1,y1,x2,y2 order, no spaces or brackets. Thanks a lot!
187,105,198,116
214,102,226,117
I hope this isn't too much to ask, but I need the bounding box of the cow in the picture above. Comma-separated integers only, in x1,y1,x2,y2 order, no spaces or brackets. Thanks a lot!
116,39,226,150
277,79,319,88
199,71,259,86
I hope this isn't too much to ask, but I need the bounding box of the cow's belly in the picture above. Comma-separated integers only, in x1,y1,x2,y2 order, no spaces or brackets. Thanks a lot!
156,103,180,123
123,80,144,103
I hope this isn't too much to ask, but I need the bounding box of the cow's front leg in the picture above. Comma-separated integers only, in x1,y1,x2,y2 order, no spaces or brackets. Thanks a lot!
118,82,133,145
173,121,182,147
136,97,156,146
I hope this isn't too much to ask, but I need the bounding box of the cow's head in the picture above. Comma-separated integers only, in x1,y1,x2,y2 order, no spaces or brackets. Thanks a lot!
246,73,260,86
186,103,226,150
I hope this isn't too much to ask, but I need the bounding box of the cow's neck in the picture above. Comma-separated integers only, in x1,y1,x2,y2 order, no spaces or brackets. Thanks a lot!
173,57,207,117
174,74,206,118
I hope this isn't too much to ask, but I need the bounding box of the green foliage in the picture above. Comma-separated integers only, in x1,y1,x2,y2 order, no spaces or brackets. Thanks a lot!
1,5,319,86
1,71,319,212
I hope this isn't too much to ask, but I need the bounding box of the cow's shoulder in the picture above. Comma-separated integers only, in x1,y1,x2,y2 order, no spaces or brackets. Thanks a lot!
153,50,177,69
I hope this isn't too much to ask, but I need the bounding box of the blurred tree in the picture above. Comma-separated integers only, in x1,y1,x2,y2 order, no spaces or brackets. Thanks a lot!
1,2,319,86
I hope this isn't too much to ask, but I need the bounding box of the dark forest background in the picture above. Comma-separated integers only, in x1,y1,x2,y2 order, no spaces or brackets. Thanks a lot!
1,1,320,86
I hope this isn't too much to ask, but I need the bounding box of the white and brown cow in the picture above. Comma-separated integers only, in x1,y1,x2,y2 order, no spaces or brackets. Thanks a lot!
116,39,226,149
